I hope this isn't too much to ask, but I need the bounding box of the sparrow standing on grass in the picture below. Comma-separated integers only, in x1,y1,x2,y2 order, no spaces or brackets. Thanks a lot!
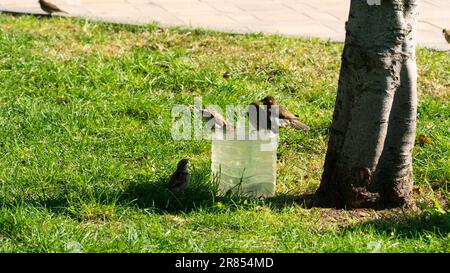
189,105,235,132
260,95,309,131
443,29,450,44
167,158,191,193
38,0,67,15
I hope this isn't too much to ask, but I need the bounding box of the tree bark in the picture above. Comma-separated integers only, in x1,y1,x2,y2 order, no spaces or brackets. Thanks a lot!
316,0,419,208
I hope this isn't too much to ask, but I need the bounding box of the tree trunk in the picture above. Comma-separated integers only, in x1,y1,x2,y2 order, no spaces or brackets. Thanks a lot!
316,0,419,208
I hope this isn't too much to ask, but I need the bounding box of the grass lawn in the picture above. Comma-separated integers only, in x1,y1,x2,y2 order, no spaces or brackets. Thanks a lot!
0,14,448,253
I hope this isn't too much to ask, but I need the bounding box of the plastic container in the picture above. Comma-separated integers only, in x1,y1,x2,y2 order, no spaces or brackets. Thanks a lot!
211,130,278,197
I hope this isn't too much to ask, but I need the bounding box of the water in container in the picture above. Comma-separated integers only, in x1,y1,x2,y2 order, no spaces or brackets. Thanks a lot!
211,130,278,198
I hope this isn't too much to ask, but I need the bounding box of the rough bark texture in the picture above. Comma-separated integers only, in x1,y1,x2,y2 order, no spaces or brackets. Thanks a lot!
316,0,419,208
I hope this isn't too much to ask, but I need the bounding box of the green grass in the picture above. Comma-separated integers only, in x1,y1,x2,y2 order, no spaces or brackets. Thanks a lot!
0,14,448,253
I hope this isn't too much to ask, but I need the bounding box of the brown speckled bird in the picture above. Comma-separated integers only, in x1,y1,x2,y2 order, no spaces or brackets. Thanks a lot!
248,102,271,131
260,95,309,131
189,105,234,132
167,158,191,193
38,0,67,14
443,29,450,44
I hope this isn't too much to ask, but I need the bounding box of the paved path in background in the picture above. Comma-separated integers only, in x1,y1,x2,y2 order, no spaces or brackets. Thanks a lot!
1,0,449,50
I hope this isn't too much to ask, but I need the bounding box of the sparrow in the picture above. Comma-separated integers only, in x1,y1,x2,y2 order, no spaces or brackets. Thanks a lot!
443,29,450,44
259,95,309,131
248,102,271,131
38,0,67,15
167,158,191,193
189,105,235,132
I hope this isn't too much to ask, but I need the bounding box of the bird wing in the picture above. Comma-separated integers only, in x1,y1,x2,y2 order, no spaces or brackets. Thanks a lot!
291,120,310,131
277,118,292,128
207,108,235,130
42,0,65,12
168,171,189,189
190,106,234,131
277,105,298,120
249,103,274,130
248,103,260,129
167,172,179,189
273,105,309,131
189,105,214,124
207,109,224,126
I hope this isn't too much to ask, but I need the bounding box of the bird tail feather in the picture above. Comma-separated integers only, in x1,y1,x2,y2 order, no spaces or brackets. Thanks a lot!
292,120,310,131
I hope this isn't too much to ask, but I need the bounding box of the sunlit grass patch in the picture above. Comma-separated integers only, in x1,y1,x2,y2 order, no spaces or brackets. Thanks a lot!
0,14,448,253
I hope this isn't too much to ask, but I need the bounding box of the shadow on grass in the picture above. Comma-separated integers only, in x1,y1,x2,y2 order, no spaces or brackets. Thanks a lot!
265,193,316,210
0,158,219,214
344,209,450,238
0,174,316,216
117,171,217,214
2,179,448,241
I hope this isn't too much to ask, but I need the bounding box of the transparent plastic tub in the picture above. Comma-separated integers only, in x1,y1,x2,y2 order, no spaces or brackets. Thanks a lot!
211,130,278,197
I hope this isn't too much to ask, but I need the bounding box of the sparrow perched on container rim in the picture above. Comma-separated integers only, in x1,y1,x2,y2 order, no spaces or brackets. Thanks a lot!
259,96,309,131
189,105,235,132
248,102,272,131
